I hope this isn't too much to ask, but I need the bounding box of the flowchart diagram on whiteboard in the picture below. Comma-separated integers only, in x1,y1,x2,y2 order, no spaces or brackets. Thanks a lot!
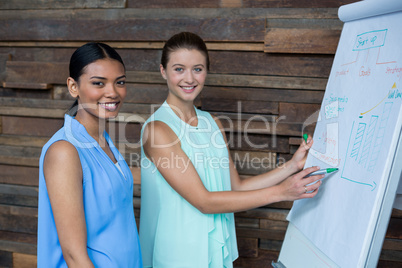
287,8,402,268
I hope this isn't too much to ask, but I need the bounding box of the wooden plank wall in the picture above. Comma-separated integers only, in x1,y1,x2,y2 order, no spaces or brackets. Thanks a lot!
0,0,401,267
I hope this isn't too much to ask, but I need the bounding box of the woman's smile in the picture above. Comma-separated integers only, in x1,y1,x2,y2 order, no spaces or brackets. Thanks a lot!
180,85,197,93
99,101,121,112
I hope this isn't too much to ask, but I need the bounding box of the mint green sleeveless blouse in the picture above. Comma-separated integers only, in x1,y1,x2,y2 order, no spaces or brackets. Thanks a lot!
139,101,238,267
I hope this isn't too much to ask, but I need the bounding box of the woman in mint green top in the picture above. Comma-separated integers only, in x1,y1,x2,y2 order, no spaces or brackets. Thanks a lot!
141,101,237,267
139,32,324,267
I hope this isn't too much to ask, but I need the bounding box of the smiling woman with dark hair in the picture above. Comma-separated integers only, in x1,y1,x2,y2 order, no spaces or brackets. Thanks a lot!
37,42,142,268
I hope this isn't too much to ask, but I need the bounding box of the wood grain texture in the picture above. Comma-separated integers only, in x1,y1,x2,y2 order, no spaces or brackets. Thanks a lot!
2,18,265,42
0,165,39,186
2,116,63,137
233,249,279,268
241,0,356,8
12,253,37,268
5,61,328,90
2,82,52,90
0,0,126,9
0,53,10,84
0,48,335,77
265,28,342,54
0,250,13,267
237,237,258,257
279,102,321,122
0,231,36,255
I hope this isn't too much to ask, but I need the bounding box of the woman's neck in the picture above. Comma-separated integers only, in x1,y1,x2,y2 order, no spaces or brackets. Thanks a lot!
74,113,107,146
166,95,197,126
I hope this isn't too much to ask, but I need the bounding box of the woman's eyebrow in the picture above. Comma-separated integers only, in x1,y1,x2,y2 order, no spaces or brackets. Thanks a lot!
89,75,126,80
90,76,106,79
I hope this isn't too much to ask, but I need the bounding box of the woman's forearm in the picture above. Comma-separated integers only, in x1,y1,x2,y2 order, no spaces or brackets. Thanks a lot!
233,159,300,191
199,166,322,214
197,186,283,214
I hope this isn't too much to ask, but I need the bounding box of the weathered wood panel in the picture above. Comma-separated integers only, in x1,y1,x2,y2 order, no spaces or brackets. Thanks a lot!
2,116,63,137
0,41,264,52
259,239,283,252
246,0,355,8
0,8,339,22
203,73,327,90
236,227,286,241
236,208,288,221
220,119,303,137
5,61,328,90
125,84,168,104
5,61,68,84
0,144,41,167
265,28,342,54
202,87,325,104
0,250,12,267
0,206,37,234
209,51,334,78
0,0,126,9
235,217,260,229
0,106,65,119
13,252,37,268
0,231,36,255
386,218,402,239
2,18,265,42
0,87,52,100
228,133,289,153
202,98,279,114
2,82,52,90
0,165,39,187
260,219,288,231
0,53,10,84
0,47,335,77
237,237,258,258
265,17,343,54
127,0,355,8
127,0,218,8
234,249,279,268
279,102,321,122
0,97,71,110
232,151,276,175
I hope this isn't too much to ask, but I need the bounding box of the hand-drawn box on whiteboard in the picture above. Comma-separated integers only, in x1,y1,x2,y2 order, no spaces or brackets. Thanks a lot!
353,29,387,50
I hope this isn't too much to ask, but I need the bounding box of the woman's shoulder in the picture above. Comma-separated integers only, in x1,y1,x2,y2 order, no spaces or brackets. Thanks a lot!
45,140,79,166
197,109,224,130
41,125,80,166
142,120,179,148
42,139,82,185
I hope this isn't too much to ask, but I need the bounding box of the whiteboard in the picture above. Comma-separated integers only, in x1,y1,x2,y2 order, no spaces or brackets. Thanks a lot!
276,1,402,267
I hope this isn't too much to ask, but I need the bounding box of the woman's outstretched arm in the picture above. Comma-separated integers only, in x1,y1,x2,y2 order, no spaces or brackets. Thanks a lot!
142,121,322,214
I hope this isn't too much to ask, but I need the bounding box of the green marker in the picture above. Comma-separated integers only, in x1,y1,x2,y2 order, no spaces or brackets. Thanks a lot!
306,168,339,177
303,133,308,143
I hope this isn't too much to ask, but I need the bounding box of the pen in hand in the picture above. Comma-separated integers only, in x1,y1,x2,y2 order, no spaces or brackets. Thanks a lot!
303,133,308,143
305,168,339,177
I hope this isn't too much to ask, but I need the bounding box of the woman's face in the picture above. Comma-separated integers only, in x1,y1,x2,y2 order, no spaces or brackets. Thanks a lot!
160,48,207,103
69,58,126,121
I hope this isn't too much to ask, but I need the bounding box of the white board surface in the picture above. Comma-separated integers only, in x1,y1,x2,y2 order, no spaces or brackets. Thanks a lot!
279,1,402,267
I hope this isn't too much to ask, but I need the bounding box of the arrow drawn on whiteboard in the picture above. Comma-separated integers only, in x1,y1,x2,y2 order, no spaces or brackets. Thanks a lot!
360,89,393,115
